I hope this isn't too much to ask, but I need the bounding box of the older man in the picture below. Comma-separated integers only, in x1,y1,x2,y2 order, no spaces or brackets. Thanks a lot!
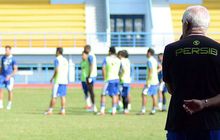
163,5,220,140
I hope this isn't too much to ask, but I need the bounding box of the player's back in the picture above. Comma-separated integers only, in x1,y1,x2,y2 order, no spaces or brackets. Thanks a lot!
147,56,159,85
88,52,97,77
54,55,69,85
105,55,121,81
120,58,131,83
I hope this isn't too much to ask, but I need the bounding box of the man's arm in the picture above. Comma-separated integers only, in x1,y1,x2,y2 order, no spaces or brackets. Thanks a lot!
50,68,58,83
102,66,106,81
50,59,58,83
11,65,18,77
6,61,18,80
102,58,107,82
89,63,93,78
146,60,153,86
157,63,162,73
88,55,93,78
183,94,220,115
146,68,152,86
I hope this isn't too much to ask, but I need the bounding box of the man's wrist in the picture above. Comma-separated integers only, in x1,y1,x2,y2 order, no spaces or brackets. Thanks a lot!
203,99,208,108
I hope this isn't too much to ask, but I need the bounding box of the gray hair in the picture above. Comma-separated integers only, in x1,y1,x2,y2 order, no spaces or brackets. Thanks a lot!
182,5,210,29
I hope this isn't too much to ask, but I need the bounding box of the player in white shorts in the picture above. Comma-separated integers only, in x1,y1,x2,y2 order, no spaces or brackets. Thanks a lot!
45,47,69,115
0,45,18,110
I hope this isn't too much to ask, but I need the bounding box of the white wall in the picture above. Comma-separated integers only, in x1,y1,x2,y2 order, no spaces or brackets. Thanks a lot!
169,0,203,4
109,0,146,14
151,1,174,53
85,0,109,48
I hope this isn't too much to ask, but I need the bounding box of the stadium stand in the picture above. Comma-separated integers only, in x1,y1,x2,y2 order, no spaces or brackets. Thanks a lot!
171,0,220,41
0,3,86,47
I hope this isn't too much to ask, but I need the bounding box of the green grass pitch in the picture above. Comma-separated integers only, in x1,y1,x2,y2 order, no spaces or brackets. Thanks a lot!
0,88,169,140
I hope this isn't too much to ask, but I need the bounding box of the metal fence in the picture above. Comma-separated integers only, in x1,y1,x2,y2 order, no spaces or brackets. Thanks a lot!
0,32,179,48
0,32,219,48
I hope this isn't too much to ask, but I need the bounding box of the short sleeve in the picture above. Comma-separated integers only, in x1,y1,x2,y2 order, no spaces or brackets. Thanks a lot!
102,58,107,67
147,60,152,69
12,58,17,66
88,55,93,64
162,46,172,83
54,59,59,68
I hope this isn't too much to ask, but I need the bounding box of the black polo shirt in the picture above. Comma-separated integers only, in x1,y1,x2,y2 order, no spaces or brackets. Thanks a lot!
163,35,220,131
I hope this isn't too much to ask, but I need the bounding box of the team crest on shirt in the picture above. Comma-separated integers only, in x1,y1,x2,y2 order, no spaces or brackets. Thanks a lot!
193,40,200,46
3,58,12,69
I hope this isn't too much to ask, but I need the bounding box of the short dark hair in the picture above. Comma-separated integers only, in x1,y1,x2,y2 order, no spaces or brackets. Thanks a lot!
56,47,63,55
82,50,88,55
109,46,116,54
117,50,123,57
5,45,12,50
122,50,129,58
84,45,91,50
158,53,163,56
147,48,155,55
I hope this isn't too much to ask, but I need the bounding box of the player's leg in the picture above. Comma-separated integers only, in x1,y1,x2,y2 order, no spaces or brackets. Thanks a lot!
151,94,157,114
7,91,13,110
87,78,97,113
158,82,165,111
112,95,117,115
112,81,119,115
0,75,5,109
117,84,123,111
57,84,67,115
122,85,130,114
0,89,3,109
140,85,148,114
122,96,129,114
162,87,167,111
141,94,147,113
150,85,158,115
128,94,131,111
100,95,106,115
60,97,66,115
87,83,94,104
100,82,108,115
49,98,57,108
45,84,58,115
6,77,14,110
82,82,91,109
44,97,57,115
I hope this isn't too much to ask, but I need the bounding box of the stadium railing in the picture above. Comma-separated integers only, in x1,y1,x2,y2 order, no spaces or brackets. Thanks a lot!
1,32,219,48
16,64,147,84
0,32,175,48
0,32,220,48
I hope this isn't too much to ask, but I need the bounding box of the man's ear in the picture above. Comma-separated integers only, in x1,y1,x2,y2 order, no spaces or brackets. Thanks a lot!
185,21,192,32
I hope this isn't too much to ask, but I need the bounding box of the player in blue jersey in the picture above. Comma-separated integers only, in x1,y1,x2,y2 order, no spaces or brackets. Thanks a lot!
0,45,18,110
